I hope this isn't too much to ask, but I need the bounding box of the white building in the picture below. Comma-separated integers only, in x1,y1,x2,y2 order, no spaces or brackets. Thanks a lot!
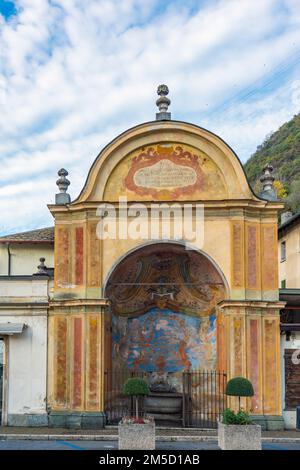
278,213,300,429
0,228,54,426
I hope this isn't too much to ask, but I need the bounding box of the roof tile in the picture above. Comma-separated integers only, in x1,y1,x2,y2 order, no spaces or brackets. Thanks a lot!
0,227,54,243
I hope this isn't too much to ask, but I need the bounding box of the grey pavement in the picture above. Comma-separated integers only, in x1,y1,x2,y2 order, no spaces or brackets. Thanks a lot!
0,440,300,450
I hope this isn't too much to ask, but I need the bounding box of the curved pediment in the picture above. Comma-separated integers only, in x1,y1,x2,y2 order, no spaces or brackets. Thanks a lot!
104,143,227,201
73,120,257,204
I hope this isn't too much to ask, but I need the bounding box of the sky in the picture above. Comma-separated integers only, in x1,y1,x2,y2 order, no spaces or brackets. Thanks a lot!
1,0,300,235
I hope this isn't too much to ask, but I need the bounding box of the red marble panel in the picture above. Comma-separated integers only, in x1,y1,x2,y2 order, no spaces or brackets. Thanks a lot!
75,226,84,285
56,317,67,404
217,314,226,372
55,226,69,286
264,319,277,414
249,319,260,412
261,225,277,291
88,316,99,408
247,225,257,289
232,222,244,288
88,223,100,287
234,318,242,376
73,317,82,408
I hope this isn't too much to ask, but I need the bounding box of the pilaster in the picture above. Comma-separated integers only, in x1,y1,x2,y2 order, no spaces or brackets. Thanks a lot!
217,300,284,420
47,299,109,428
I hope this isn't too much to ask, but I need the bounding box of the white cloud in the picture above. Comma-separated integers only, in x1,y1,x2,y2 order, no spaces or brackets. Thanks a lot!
0,0,300,234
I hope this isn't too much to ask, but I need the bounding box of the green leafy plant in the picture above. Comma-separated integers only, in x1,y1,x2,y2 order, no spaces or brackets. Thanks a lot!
123,377,150,420
120,415,154,425
222,408,252,425
225,376,254,411
244,112,300,212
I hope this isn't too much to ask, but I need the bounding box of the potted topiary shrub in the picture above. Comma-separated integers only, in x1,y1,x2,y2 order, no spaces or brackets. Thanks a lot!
218,376,261,450
118,377,155,450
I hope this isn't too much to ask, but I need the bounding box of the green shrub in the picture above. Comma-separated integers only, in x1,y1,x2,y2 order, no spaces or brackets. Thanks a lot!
226,377,254,397
222,408,252,425
123,378,150,420
123,377,149,397
225,376,254,411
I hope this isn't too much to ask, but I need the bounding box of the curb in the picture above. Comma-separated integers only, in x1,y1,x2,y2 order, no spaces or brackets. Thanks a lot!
0,434,300,443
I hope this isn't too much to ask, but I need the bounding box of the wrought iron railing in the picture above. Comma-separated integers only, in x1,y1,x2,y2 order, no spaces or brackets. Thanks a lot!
182,370,227,428
104,369,146,424
104,369,227,428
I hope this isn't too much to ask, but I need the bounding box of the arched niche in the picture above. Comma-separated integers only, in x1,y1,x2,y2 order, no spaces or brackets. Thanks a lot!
103,242,227,385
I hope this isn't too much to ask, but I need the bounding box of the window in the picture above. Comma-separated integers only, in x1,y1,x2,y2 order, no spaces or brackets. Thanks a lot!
281,241,286,262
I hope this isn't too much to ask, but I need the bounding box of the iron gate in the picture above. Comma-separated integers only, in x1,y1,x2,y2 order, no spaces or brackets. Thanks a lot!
104,369,227,428
182,370,227,428
104,369,146,424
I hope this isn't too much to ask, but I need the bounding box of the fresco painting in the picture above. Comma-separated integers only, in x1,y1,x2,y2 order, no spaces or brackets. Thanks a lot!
103,143,228,201
105,243,225,393
112,308,217,375
105,244,226,319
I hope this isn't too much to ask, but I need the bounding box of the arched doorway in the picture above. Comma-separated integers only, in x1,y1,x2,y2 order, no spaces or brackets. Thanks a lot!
103,242,227,425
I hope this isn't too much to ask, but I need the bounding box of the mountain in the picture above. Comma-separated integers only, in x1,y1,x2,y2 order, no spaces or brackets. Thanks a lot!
244,112,300,210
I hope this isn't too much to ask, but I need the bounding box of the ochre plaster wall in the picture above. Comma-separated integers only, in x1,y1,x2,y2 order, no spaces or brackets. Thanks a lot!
47,121,284,419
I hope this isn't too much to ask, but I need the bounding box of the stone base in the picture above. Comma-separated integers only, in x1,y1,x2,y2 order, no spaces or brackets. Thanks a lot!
48,411,106,429
265,415,285,431
7,413,48,427
250,415,285,431
118,422,155,450
218,422,261,450
144,392,183,426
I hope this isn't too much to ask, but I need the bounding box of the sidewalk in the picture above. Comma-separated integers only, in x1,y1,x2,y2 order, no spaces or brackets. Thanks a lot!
0,426,299,442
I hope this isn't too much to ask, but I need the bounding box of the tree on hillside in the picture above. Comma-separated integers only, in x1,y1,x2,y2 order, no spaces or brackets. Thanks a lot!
244,112,300,212
285,179,300,213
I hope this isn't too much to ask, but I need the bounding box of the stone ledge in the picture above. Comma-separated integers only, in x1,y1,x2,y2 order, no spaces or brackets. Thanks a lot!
48,411,106,429
251,414,285,431
7,414,48,427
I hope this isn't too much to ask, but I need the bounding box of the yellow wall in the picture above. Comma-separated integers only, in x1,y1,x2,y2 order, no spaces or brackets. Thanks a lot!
279,224,300,288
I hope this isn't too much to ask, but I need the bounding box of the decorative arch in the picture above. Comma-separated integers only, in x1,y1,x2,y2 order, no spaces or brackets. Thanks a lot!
103,239,229,297
103,242,227,376
71,120,258,204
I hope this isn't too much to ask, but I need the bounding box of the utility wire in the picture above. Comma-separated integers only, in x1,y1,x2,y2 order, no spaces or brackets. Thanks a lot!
204,49,300,119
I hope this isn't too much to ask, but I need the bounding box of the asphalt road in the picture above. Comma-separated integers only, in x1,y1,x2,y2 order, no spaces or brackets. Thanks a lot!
0,440,299,450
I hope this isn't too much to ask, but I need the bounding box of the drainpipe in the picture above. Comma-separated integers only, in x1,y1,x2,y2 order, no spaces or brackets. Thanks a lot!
6,243,11,276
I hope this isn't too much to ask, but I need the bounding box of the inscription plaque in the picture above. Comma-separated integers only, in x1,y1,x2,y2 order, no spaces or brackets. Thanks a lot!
133,159,197,189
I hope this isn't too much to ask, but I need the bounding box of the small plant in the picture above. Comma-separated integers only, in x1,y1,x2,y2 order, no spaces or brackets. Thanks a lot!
120,415,154,425
123,377,150,420
222,408,252,425
225,376,254,410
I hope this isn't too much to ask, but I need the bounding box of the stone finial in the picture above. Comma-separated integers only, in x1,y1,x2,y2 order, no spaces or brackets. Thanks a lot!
259,163,277,200
34,257,48,276
55,168,71,204
260,163,275,191
156,84,171,121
